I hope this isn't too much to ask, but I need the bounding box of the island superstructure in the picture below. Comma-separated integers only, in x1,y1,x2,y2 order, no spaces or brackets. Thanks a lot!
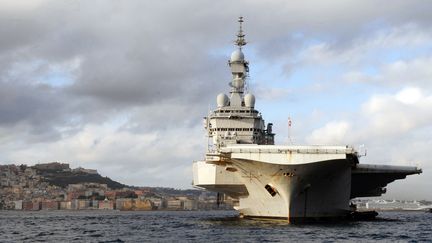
192,17,422,220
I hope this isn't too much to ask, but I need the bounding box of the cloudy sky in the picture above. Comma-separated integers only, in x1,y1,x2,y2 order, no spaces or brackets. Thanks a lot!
1,0,431,200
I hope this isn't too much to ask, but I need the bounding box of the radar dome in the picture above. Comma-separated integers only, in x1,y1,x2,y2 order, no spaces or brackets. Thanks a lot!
230,49,244,62
217,93,229,107
244,93,255,108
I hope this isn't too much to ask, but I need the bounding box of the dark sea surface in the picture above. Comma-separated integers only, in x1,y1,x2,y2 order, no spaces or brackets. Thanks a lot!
0,210,431,242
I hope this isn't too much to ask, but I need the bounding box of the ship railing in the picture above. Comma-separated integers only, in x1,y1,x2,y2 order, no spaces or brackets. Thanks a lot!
221,146,357,155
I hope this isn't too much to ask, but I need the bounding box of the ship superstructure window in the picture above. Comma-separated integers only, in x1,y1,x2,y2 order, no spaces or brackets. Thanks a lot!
213,128,254,132
217,110,255,113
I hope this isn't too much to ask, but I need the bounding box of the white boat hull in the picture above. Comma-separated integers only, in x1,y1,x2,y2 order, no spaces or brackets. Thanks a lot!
194,155,352,220
234,159,351,219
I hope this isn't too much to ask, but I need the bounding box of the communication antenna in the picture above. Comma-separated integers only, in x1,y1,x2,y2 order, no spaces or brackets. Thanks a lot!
235,16,247,49
234,16,249,95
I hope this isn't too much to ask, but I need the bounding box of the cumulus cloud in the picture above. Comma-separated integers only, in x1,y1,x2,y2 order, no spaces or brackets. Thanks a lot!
295,23,432,69
305,86,432,198
343,57,432,88
307,86,432,151
361,87,432,136
254,86,292,101
306,121,352,145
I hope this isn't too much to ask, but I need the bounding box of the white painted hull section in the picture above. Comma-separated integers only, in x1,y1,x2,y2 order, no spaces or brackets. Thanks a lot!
193,146,353,219
234,160,351,218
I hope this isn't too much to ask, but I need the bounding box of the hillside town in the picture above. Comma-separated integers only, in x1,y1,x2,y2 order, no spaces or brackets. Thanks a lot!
0,162,235,211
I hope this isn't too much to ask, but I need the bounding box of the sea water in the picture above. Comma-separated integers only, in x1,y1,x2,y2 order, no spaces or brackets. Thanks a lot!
0,210,431,242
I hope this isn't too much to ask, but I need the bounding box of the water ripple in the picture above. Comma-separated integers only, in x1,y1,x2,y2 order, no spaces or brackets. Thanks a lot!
0,210,431,242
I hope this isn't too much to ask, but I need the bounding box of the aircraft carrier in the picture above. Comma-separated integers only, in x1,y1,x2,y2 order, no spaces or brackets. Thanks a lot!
192,17,422,221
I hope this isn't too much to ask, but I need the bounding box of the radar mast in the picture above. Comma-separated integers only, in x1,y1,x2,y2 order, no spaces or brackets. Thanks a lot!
235,16,247,49
229,16,249,105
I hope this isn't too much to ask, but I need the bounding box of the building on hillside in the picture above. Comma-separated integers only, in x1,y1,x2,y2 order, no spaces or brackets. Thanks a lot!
166,197,198,210
41,200,59,210
90,200,99,209
77,199,91,209
134,199,153,210
68,184,85,192
33,200,43,210
22,201,32,211
99,199,114,210
146,197,165,209
14,200,23,210
166,199,182,210
33,162,70,171
72,167,98,174
134,190,145,197
59,201,72,210
70,199,79,210
115,198,152,211
67,191,83,200
115,198,128,210
183,199,198,210
104,191,116,200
